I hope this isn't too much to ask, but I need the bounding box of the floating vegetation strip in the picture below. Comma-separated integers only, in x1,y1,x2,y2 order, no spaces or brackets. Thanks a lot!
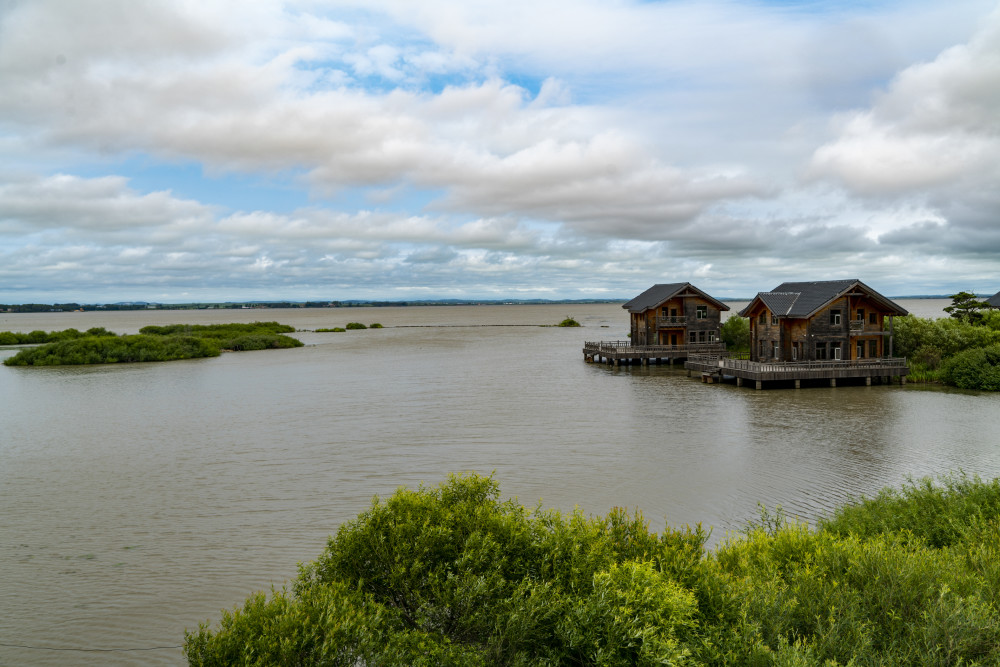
2,322,302,366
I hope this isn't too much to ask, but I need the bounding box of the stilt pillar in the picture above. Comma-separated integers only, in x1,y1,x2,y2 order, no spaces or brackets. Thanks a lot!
830,378,836,387
736,377,743,387
794,379,800,389
866,377,871,386
755,380,762,390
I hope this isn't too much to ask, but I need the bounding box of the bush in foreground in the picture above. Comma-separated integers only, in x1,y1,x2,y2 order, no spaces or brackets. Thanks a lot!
185,472,1000,666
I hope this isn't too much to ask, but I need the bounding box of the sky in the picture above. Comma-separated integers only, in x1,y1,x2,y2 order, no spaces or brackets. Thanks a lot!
1,0,999,303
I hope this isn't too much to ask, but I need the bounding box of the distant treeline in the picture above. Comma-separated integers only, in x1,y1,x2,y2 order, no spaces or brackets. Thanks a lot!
2,322,302,366
1,299,625,312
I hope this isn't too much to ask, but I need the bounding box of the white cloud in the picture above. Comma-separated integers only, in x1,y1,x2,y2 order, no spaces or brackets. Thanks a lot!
808,7,1000,195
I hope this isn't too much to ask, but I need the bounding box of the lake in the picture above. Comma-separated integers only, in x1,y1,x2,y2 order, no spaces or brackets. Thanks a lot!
2,300,998,665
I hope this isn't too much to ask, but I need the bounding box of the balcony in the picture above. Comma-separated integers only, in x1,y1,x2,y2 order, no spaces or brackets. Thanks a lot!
656,315,687,327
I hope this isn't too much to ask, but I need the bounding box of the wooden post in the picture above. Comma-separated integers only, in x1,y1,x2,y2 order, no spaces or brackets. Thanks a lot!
794,379,800,389
830,378,836,387
736,377,743,387
866,377,871,386
755,380,762,390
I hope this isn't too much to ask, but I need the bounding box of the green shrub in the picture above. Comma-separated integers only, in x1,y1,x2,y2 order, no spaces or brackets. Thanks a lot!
941,344,1000,390
345,322,367,330
557,317,581,327
186,473,1000,666
721,316,750,353
3,334,221,366
369,323,383,328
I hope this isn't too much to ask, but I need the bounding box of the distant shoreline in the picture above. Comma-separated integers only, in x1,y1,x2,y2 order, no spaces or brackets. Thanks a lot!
0,295,960,313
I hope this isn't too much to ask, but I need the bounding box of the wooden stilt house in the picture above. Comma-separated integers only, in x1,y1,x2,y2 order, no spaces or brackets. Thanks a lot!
738,279,908,363
623,283,729,347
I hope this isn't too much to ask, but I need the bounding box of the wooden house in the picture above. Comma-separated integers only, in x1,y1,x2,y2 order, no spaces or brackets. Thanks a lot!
738,279,908,363
622,283,730,347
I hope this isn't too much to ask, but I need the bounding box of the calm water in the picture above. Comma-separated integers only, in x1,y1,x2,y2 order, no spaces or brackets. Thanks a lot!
2,300,998,665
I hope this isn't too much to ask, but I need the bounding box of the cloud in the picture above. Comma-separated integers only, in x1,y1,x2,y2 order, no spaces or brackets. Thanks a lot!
808,7,1000,196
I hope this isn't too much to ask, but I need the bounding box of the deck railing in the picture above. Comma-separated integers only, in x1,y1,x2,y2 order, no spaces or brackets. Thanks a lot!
656,316,687,327
584,341,726,355
718,357,907,373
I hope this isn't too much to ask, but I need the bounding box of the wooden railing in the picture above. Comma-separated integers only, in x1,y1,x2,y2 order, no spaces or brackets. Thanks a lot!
719,357,907,373
584,341,726,355
656,316,687,327
849,320,865,333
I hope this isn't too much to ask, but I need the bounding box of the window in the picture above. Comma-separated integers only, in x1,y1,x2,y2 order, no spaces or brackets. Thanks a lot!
773,342,780,359
759,311,766,325
869,312,878,325
662,307,669,317
869,340,879,358
759,340,765,357
792,343,798,360
689,332,696,344
857,343,864,359
708,331,716,342
771,313,778,325
857,308,864,322
816,342,827,360
832,342,842,360
696,305,707,319
830,309,842,326
699,331,706,343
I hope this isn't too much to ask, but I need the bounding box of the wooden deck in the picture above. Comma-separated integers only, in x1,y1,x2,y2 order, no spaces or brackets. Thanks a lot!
685,354,909,389
583,341,726,365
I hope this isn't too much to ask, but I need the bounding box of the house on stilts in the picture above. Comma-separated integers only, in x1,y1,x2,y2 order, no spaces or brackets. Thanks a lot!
587,278,911,389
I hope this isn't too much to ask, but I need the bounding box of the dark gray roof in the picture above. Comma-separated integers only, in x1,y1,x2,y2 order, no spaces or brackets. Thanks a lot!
738,279,908,318
622,282,730,313
757,292,801,316
988,291,1000,308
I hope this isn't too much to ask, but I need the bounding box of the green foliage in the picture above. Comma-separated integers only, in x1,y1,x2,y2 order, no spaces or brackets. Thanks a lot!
944,291,993,324
345,322,367,330
369,323,383,328
3,321,301,366
892,315,1000,360
890,315,1000,389
188,473,708,665
941,344,1000,391
0,327,106,345
721,316,751,353
185,472,1000,666
4,334,220,366
557,317,581,327
315,327,346,332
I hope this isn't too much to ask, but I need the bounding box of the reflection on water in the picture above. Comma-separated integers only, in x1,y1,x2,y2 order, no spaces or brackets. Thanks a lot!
1,301,997,665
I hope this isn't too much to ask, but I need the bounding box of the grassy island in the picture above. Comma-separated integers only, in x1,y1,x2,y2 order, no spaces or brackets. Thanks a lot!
186,472,1000,666
2,322,302,366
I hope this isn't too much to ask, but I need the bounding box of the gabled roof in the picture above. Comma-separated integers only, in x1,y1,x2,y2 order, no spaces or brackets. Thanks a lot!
738,279,908,318
988,291,1000,308
622,282,730,313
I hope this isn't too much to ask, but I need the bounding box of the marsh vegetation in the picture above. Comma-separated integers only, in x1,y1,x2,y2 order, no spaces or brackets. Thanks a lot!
2,322,302,366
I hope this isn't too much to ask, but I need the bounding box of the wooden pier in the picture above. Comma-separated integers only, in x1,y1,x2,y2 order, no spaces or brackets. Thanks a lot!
583,341,726,366
685,354,909,389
